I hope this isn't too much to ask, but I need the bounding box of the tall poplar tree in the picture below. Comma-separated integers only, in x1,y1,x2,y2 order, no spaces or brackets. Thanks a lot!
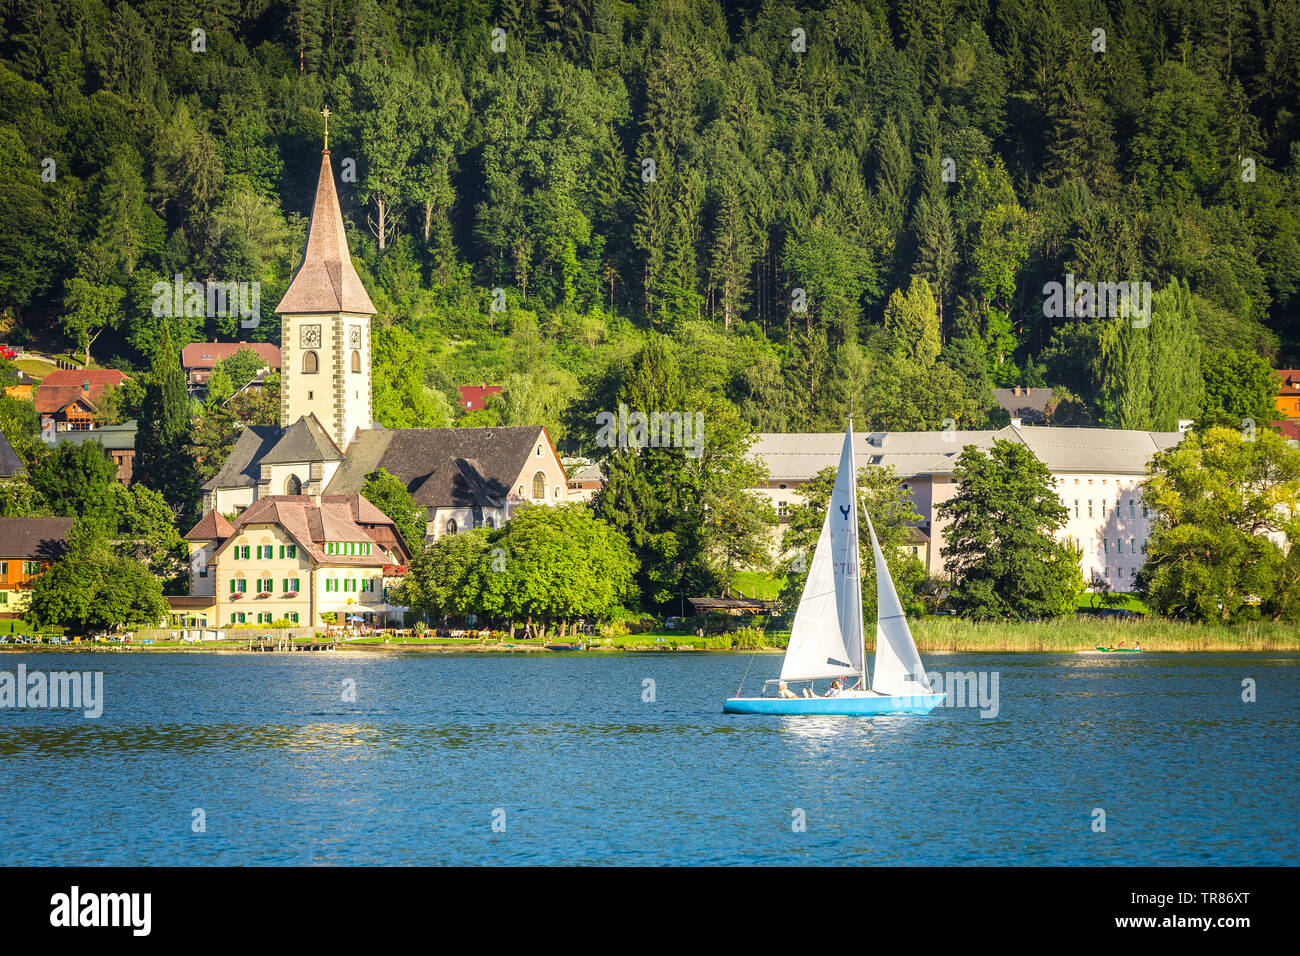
133,324,199,524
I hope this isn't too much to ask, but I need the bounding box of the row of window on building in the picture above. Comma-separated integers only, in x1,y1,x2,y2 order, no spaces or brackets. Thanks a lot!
1101,538,1143,554
230,612,300,624
325,542,372,556
1072,499,1148,520
229,577,302,594
301,350,363,374
1,561,43,575
323,578,376,593
229,545,299,560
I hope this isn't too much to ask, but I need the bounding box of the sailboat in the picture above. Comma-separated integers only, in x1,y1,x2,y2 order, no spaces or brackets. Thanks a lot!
723,423,945,716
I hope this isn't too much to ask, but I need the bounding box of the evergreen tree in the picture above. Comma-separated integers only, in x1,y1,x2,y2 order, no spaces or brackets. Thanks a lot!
133,325,199,524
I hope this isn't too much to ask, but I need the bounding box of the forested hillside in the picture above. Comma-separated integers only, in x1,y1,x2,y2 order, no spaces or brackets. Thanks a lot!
2,0,1298,451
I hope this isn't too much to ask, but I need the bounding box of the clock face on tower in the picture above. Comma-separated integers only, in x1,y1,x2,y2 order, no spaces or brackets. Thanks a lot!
349,325,361,349
300,324,322,348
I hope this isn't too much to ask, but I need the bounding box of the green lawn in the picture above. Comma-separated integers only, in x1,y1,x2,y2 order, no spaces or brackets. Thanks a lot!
1076,592,1151,614
14,358,58,380
732,571,784,600
0,619,64,637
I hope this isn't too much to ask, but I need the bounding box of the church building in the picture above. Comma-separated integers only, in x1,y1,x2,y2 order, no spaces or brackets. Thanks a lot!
196,143,570,543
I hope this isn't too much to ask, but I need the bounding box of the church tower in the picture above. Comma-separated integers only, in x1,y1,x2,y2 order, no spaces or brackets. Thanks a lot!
276,143,376,452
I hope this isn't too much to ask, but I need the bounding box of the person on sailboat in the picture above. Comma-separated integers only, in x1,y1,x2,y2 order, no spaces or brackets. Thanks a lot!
825,679,844,698
777,680,798,699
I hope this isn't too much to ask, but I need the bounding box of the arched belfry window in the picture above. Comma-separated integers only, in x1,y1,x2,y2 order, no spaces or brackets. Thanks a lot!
351,350,361,373
285,475,301,496
532,471,546,500
303,351,318,374
446,518,458,535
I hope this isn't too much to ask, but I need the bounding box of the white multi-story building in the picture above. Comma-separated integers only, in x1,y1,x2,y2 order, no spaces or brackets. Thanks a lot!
748,424,1185,588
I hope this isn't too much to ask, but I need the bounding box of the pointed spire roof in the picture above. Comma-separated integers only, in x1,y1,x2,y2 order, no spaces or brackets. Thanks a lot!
276,151,376,315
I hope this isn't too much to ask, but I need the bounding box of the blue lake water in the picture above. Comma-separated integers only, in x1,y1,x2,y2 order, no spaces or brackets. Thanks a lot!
0,651,1296,865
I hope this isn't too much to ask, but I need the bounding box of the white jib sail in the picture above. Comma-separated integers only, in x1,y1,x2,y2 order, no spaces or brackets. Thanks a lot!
780,426,864,683
864,510,933,696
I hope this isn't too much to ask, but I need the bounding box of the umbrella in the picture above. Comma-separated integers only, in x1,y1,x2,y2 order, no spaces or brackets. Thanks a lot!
347,615,365,622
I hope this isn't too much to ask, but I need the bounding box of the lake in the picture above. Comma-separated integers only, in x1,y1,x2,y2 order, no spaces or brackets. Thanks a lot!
0,651,1296,865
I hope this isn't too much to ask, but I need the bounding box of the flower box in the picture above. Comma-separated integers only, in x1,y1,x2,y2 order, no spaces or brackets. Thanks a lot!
230,593,243,600
256,592,270,599
284,591,298,598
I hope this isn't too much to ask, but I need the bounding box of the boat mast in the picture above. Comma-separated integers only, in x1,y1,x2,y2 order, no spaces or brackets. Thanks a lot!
848,418,868,691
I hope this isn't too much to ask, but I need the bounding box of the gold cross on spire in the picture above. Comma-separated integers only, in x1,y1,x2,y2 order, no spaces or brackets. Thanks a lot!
321,106,331,150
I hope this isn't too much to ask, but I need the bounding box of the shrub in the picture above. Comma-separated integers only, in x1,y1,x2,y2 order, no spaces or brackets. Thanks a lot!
599,617,630,638
729,626,767,649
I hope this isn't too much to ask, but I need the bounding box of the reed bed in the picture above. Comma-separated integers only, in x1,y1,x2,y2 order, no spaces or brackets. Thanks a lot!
909,616,1300,652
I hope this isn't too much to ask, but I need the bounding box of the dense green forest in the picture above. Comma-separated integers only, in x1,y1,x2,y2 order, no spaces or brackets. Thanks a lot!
2,0,1298,453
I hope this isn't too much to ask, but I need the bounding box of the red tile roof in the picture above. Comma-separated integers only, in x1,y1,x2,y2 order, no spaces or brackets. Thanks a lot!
201,494,407,565
184,510,236,541
458,384,504,410
1276,369,1300,395
180,342,281,370
34,369,128,414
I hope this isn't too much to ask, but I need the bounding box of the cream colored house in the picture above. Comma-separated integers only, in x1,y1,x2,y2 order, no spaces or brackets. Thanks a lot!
171,494,410,628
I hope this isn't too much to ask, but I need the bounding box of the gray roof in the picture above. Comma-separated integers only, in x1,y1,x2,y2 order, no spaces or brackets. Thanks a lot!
326,426,546,509
201,425,282,490
261,414,341,465
751,426,1185,481
0,428,24,479
0,517,74,558
993,387,1053,424
52,419,138,451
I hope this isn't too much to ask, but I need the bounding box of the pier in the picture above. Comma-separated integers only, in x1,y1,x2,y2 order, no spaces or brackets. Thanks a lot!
247,636,337,652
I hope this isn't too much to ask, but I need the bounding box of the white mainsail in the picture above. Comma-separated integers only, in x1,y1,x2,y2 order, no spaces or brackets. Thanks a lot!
864,511,933,696
779,426,864,683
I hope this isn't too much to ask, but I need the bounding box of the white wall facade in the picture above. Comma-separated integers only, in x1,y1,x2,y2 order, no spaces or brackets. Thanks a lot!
280,311,372,452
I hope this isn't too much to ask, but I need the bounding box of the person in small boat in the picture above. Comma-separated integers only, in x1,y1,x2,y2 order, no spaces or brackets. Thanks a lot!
777,680,798,699
1117,640,1126,649
825,679,844,698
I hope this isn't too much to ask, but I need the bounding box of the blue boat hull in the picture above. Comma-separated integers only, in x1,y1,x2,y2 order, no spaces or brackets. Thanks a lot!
722,692,946,716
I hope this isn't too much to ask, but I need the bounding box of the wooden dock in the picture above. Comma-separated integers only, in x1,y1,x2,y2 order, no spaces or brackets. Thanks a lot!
247,637,337,652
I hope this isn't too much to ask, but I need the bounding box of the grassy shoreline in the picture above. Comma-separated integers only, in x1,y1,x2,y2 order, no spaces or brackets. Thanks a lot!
2,617,1297,653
